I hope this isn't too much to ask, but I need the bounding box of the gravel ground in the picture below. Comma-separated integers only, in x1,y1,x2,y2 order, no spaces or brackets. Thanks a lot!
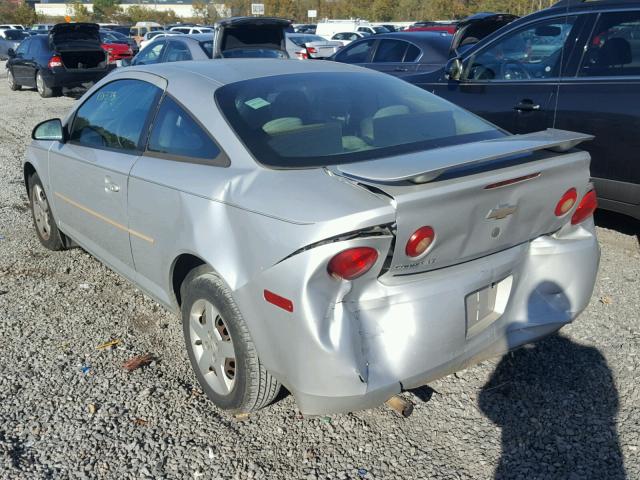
0,61,639,480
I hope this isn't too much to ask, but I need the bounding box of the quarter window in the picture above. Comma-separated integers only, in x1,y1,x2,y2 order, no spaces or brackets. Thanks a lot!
147,96,221,162
70,79,161,152
579,11,640,77
465,17,577,81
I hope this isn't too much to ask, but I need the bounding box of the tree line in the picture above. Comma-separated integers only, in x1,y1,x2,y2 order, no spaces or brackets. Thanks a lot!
0,0,560,26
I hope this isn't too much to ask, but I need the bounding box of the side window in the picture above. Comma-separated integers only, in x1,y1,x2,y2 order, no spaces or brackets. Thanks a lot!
70,79,161,152
134,41,165,65
579,11,640,77
405,44,421,62
465,16,577,81
334,39,375,63
164,41,192,62
333,33,344,40
373,40,408,62
147,96,222,162
16,38,29,56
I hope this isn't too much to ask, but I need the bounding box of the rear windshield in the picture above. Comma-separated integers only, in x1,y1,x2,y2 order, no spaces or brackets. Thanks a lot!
289,34,324,46
215,72,503,168
5,30,28,40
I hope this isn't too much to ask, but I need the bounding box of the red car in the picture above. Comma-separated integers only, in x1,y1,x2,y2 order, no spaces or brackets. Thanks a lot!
99,31,133,63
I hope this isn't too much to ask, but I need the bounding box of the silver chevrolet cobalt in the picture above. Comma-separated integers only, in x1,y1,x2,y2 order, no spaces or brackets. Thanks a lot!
25,60,600,415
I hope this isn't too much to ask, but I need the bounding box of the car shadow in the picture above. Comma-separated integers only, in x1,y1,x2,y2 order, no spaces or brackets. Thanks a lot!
479,282,625,478
595,209,640,245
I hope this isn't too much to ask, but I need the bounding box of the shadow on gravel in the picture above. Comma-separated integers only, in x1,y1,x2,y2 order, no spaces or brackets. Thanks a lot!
595,210,640,245
479,333,625,479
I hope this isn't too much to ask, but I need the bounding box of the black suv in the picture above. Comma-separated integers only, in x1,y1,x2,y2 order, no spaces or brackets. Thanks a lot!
408,0,640,220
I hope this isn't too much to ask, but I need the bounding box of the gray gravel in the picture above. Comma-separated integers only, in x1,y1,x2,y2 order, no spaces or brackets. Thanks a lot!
0,60,639,479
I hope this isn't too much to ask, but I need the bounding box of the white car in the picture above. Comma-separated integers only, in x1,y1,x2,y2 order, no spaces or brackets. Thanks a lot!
330,31,370,46
140,31,182,50
170,26,214,35
286,34,342,60
0,24,25,33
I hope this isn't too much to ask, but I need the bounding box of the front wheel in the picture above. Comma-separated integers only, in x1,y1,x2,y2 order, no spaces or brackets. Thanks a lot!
29,173,66,251
7,68,21,91
181,267,280,413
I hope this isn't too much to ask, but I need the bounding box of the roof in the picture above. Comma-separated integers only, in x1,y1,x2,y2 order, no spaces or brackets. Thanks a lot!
127,59,373,87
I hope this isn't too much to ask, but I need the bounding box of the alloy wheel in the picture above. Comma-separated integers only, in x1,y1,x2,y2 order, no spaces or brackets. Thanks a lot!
189,299,237,395
32,184,51,241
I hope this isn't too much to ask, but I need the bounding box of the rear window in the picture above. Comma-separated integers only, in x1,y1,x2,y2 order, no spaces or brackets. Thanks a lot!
215,72,503,168
5,30,28,40
199,40,213,58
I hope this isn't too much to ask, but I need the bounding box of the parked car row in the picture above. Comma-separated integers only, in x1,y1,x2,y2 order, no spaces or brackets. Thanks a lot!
4,1,638,220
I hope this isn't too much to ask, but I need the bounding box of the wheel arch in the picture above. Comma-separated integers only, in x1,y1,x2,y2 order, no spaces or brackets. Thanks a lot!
170,253,208,307
24,162,37,197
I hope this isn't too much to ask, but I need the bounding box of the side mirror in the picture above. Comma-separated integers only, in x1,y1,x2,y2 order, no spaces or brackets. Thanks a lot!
118,57,132,67
32,118,66,142
7,48,16,58
445,57,464,82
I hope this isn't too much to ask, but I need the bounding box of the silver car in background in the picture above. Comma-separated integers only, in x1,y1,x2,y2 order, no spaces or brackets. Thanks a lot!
0,29,29,60
25,60,599,415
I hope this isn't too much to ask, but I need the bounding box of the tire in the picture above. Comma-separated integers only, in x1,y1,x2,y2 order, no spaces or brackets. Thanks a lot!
7,68,21,91
28,173,66,251
181,267,280,413
36,70,55,98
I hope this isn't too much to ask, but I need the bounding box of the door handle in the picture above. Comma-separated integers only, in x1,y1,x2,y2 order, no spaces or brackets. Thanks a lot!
104,177,120,193
514,100,541,112
393,67,409,72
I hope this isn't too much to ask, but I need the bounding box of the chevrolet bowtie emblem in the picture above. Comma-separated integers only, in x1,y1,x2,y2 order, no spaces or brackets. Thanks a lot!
487,205,518,220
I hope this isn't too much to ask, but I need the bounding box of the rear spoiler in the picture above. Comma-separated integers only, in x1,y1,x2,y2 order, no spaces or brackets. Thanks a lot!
334,129,593,184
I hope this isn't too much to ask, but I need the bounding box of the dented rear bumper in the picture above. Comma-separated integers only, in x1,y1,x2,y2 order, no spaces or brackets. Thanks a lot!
235,221,599,415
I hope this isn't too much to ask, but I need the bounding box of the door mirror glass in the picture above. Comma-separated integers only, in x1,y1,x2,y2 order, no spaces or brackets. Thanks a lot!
7,48,15,58
446,57,464,81
32,118,65,142
118,57,132,67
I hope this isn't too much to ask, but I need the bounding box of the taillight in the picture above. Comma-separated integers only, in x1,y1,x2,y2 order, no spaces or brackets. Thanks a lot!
571,190,598,225
307,46,318,54
405,226,436,258
328,247,378,281
296,49,308,60
48,55,63,68
554,188,577,217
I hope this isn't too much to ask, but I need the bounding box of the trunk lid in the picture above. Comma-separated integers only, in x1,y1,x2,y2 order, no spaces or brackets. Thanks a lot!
305,40,342,58
214,17,290,59
451,12,519,55
49,22,102,51
333,129,593,276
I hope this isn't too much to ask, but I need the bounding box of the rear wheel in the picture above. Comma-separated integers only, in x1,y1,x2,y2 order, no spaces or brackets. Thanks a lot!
7,68,20,91
181,267,280,413
28,173,66,251
36,70,57,98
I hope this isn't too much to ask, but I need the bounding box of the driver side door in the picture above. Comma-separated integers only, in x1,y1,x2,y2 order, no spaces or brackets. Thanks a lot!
431,15,581,134
49,76,163,276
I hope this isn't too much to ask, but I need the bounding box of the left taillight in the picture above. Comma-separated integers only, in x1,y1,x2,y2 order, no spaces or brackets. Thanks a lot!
306,46,318,54
571,190,598,225
328,247,378,281
48,55,63,68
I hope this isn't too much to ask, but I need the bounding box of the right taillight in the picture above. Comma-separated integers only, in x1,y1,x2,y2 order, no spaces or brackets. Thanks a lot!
554,188,578,217
571,190,598,225
48,55,63,68
406,226,436,258
328,247,378,281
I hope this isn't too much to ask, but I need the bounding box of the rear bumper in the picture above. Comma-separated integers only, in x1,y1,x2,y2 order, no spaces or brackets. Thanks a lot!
42,66,115,89
237,221,600,415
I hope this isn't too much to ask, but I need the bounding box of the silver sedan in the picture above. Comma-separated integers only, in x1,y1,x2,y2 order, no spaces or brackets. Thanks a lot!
25,60,600,415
